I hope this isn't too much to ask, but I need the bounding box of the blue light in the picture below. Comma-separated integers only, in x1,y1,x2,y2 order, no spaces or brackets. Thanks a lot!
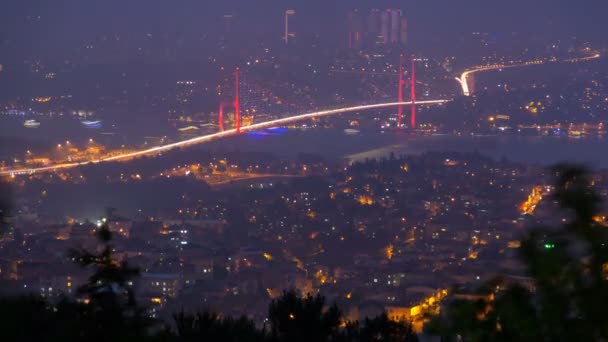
266,127,288,134
81,120,102,129
245,131,269,139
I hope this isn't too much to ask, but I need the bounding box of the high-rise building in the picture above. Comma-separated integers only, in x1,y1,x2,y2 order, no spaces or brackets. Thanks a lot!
368,8,381,38
223,14,233,32
348,8,408,48
389,9,401,43
347,9,363,49
284,10,296,44
220,14,235,42
400,18,408,45
380,11,390,44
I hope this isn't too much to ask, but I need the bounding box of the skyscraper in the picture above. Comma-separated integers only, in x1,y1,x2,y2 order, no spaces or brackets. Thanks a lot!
380,11,390,44
389,9,401,43
349,8,408,48
368,8,381,38
347,9,363,49
400,18,408,45
284,10,295,44
223,14,233,33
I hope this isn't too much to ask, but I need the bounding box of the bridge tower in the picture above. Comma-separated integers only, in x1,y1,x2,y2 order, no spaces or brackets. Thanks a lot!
217,67,241,133
234,68,240,134
410,55,416,128
397,55,405,128
218,102,224,131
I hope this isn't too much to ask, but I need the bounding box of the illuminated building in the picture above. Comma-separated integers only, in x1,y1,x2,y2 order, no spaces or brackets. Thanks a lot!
142,273,181,298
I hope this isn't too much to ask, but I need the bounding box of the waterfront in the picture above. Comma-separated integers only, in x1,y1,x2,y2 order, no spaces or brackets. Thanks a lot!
3,116,608,171
203,129,608,168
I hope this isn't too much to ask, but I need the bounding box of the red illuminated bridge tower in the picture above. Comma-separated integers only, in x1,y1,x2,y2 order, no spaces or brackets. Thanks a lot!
397,54,417,129
410,54,416,129
397,55,405,128
218,68,241,133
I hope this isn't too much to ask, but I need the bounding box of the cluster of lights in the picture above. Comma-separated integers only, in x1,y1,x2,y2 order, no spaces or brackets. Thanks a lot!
96,217,107,227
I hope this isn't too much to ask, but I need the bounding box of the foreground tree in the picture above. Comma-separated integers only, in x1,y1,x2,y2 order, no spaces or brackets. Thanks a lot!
69,222,155,341
173,311,265,342
427,164,608,341
0,295,59,341
173,291,419,342
0,180,13,236
0,222,160,341
268,291,342,342
359,313,418,342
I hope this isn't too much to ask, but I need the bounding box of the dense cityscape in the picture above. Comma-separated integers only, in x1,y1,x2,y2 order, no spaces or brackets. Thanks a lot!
1,1,608,341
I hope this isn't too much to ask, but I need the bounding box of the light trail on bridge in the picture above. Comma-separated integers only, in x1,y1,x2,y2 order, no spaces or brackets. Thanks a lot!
2,100,448,176
456,53,601,96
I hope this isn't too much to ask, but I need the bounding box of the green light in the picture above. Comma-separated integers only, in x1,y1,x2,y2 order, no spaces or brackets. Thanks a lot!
544,243,555,249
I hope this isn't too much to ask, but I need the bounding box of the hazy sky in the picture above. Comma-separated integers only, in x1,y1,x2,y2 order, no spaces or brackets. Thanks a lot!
1,0,606,63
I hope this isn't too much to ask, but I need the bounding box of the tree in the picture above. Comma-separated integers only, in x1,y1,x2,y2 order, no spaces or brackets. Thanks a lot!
268,291,342,342
172,292,420,342
0,295,57,341
69,222,154,341
0,180,13,236
359,313,419,342
173,311,265,342
426,164,608,341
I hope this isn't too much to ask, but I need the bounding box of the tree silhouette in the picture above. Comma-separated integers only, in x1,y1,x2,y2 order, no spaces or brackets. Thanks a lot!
359,313,419,342
0,295,57,341
173,311,265,342
172,292,420,342
69,221,153,341
426,164,608,341
0,180,13,236
268,291,342,342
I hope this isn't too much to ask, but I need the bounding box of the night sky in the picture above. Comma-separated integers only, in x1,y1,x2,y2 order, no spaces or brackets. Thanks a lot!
1,0,606,64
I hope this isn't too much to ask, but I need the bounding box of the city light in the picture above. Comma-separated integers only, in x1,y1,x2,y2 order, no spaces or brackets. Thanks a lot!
2,100,446,176
1,3,607,338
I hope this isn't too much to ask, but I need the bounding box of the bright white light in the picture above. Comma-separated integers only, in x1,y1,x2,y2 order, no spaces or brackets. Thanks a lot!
2,100,447,176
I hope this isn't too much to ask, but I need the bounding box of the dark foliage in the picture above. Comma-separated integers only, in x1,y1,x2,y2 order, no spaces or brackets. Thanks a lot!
359,313,419,342
268,291,342,342
67,222,155,341
171,291,419,342
0,180,13,236
173,311,265,342
426,164,608,341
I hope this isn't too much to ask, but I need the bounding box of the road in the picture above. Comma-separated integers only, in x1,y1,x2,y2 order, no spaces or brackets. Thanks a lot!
208,174,304,186
456,53,601,96
1,100,448,176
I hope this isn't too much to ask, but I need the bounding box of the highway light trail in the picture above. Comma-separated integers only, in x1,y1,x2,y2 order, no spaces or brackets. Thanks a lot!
2,100,448,176
456,53,601,96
